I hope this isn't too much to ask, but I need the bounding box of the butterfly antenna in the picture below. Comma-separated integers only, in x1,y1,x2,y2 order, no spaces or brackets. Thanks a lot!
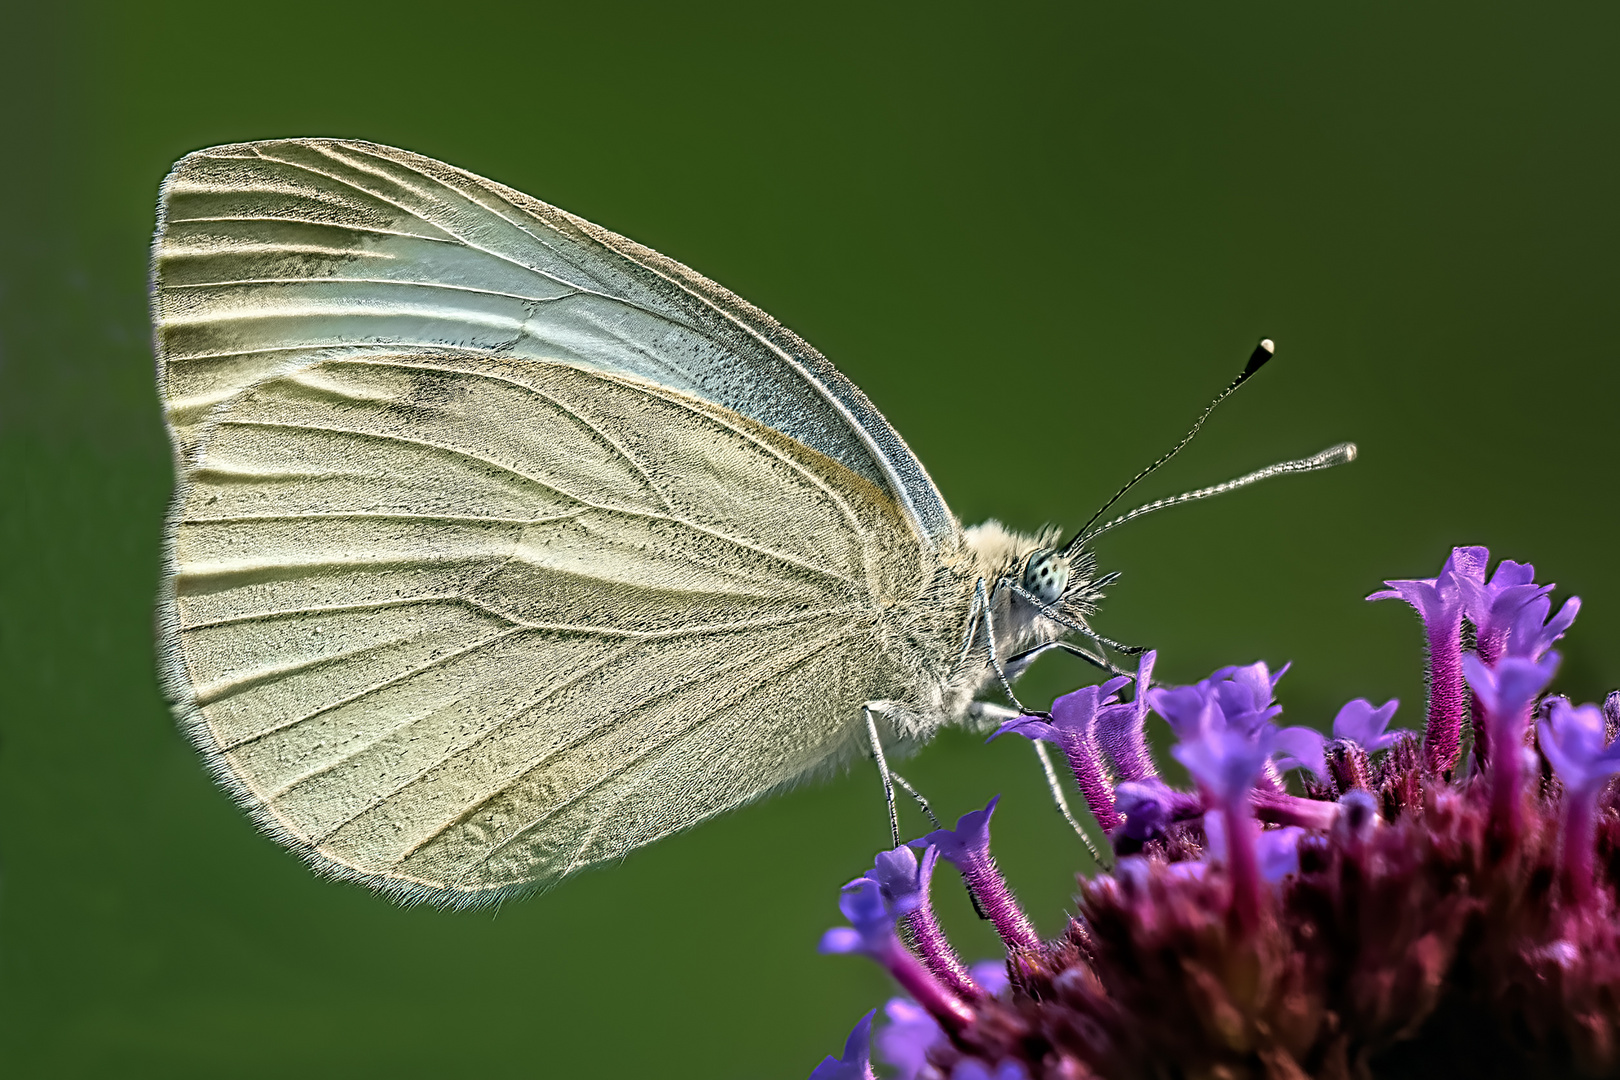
1075,441,1357,546
1061,339,1276,557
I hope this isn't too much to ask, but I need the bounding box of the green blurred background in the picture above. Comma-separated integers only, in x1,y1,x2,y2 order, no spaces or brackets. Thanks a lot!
4,3,1618,1076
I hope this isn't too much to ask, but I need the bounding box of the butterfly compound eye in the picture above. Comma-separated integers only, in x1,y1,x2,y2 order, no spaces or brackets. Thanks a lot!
1021,549,1070,607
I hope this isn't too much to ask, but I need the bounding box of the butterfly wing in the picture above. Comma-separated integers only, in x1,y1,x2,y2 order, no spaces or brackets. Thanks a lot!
153,138,954,545
161,352,930,902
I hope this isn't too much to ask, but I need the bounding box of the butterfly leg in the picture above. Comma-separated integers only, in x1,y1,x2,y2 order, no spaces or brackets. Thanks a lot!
973,578,1041,715
863,704,902,849
889,771,941,829
1006,639,1130,679
1032,740,1112,870
968,697,1111,866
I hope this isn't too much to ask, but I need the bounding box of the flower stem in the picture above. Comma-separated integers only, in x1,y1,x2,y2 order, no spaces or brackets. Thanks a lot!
875,938,976,1029
903,903,979,998
957,851,1042,953
1223,801,1263,937
1562,792,1597,905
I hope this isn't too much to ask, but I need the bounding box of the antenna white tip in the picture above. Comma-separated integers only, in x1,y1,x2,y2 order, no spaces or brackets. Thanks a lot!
1259,338,1275,354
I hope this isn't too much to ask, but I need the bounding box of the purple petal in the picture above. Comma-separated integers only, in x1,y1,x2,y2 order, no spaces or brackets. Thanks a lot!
1114,780,1174,841
1507,594,1580,660
869,847,925,916
1367,546,1487,628
988,715,1058,744
809,1010,877,1080
1146,684,1217,738
1271,725,1327,778
876,998,944,1080
1332,697,1402,751
835,877,898,945
1256,827,1305,883
818,927,865,955
1173,724,1276,807
967,960,1010,996
916,796,998,866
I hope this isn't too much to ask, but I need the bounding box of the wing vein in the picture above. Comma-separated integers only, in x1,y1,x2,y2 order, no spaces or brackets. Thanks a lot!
469,626,862,880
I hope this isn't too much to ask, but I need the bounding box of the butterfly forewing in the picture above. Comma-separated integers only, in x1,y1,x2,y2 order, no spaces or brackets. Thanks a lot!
153,138,953,542
162,352,929,901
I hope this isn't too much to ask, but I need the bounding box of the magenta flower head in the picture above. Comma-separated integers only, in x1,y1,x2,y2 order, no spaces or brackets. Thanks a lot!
809,1010,877,1080
1369,545,1488,772
992,675,1130,830
1332,697,1402,752
809,545,1620,1079
915,797,1040,954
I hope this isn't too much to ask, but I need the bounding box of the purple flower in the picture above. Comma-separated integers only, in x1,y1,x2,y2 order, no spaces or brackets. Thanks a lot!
1164,680,1280,933
1332,698,1402,752
1456,558,1550,662
870,846,978,998
821,878,976,1030
1210,660,1288,735
916,797,1041,953
1507,592,1580,661
1369,545,1488,773
1204,812,1305,885
1539,698,1620,905
1539,699,1620,797
1172,716,1277,808
993,676,1130,831
1114,779,1173,841
1367,545,1487,631
819,878,899,958
868,847,926,916
876,998,944,1080
809,1010,877,1080
1271,725,1327,779
1095,650,1159,782
1463,651,1560,839
1149,662,1322,784
1148,661,1285,740
1464,652,1561,742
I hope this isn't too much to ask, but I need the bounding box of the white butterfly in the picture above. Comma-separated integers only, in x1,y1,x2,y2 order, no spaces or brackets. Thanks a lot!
151,139,1350,905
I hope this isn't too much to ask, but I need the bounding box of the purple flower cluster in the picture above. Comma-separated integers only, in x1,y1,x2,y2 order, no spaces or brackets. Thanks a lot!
810,547,1620,1078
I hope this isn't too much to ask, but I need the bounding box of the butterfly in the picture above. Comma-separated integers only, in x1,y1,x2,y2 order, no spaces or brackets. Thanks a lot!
150,139,1350,905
